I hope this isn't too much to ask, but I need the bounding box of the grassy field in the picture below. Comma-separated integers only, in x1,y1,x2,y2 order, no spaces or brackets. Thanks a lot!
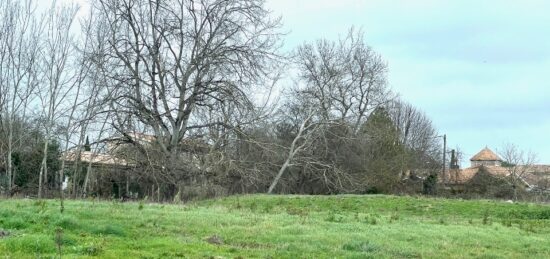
0,195,549,258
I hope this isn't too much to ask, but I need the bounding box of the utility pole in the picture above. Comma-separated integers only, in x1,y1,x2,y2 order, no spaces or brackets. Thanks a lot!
442,134,447,181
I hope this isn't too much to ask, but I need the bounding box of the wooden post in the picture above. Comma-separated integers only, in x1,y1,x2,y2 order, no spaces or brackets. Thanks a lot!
442,134,447,182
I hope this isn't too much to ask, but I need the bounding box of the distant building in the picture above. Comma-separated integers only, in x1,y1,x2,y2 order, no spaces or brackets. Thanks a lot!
470,147,502,167
444,147,550,193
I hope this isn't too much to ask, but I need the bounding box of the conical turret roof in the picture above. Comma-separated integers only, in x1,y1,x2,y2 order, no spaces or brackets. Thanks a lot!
470,147,502,161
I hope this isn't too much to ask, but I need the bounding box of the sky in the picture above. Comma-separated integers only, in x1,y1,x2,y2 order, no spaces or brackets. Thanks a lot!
264,0,550,165
43,0,550,165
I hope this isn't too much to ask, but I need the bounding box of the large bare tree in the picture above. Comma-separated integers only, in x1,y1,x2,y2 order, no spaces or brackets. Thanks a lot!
89,0,282,190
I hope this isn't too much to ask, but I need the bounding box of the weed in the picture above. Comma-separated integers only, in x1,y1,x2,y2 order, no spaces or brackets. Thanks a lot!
0,229,9,238
286,207,309,224
363,215,378,225
390,213,400,223
55,227,63,258
206,235,224,245
502,218,512,227
262,203,274,213
34,200,47,213
483,210,491,225
325,211,344,223
75,243,103,256
249,200,258,211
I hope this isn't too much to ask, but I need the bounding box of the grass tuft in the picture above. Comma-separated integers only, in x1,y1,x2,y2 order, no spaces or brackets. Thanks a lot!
342,241,379,253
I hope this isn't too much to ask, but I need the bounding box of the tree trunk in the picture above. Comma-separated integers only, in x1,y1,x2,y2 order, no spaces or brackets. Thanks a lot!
82,163,93,198
267,113,312,194
268,158,291,194
6,138,13,191
513,184,518,201
38,139,50,198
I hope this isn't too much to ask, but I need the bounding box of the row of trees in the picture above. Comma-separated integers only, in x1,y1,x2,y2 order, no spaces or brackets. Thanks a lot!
0,0,443,201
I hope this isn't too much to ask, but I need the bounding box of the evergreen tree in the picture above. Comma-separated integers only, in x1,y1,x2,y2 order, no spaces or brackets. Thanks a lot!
361,107,406,193
84,136,91,152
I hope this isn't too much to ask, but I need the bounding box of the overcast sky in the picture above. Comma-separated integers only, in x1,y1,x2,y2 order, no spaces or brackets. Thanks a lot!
46,0,550,165
265,0,550,165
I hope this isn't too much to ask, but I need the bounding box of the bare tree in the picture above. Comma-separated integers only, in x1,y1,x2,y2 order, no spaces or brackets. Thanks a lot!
386,99,441,175
499,143,537,201
268,108,315,194
89,0,282,192
0,0,42,193
267,28,393,194
56,7,110,207
37,2,80,198
294,28,391,133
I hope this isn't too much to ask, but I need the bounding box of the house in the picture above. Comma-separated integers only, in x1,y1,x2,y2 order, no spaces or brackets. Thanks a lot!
59,132,211,199
61,132,209,169
470,147,502,167
61,150,133,169
444,147,550,194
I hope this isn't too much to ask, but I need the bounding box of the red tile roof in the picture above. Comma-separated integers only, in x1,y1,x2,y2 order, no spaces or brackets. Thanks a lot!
470,147,502,161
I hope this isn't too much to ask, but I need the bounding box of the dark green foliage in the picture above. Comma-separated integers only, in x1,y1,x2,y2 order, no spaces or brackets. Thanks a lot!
501,161,516,168
463,168,517,199
423,174,438,195
12,139,61,190
360,107,408,193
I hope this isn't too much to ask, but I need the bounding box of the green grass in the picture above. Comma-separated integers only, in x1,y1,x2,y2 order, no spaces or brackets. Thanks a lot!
0,195,549,258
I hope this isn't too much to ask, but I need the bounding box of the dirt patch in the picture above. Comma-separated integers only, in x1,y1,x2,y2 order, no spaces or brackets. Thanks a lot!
0,229,9,238
205,235,223,245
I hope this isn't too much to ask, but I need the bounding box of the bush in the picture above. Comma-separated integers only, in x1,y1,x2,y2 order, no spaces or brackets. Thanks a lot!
422,175,437,195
